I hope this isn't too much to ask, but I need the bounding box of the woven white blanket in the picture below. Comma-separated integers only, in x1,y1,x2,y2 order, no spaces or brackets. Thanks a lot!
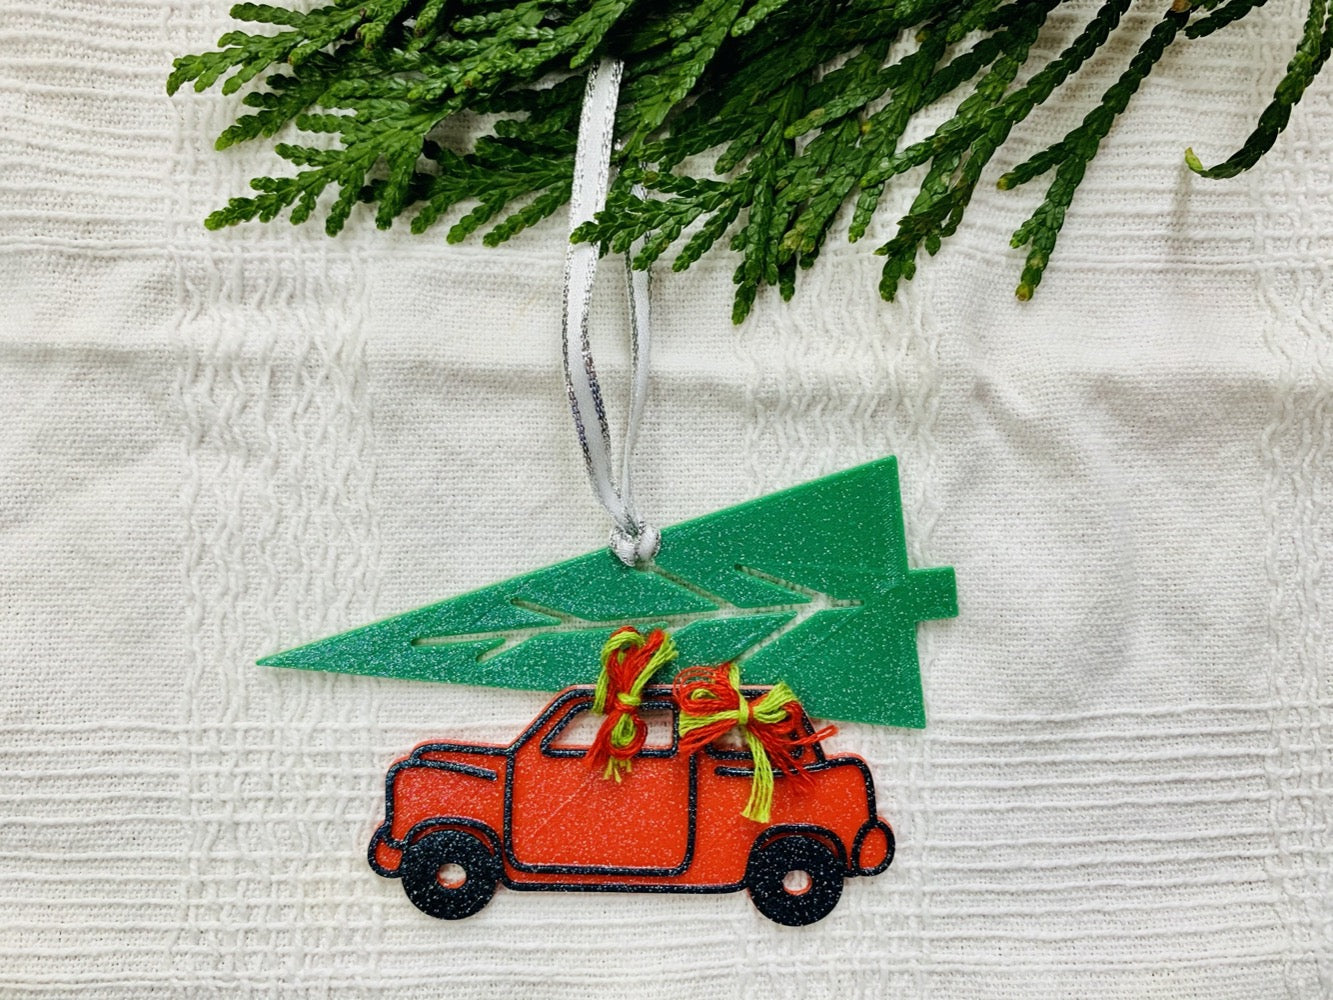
1,1,1330,996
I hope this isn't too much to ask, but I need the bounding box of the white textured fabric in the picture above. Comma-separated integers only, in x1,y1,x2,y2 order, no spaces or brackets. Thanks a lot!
2,2,1331,996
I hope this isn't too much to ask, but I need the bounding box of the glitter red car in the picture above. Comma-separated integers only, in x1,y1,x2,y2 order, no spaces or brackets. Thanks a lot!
369,685,895,925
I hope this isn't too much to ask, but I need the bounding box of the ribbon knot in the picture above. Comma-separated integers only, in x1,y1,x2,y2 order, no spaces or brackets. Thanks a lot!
610,522,660,568
589,626,676,781
673,662,835,823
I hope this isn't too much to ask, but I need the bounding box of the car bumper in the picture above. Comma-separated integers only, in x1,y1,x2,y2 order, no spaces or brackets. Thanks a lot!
852,818,895,876
368,824,403,878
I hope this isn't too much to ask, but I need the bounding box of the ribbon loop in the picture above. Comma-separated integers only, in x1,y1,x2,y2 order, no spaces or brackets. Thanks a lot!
563,57,658,567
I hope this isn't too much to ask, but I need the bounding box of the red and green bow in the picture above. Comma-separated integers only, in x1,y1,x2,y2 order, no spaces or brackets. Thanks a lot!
589,626,677,781
673,662,834,823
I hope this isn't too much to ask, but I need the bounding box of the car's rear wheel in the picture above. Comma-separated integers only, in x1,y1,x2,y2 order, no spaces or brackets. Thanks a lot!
400,829,500,920
746,834,843,926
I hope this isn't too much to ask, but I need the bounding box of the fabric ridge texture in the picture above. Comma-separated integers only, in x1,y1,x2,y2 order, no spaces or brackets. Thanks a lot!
1,1,1330,997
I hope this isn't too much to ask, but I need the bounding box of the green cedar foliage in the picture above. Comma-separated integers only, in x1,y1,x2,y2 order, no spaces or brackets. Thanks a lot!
169,0,1327,320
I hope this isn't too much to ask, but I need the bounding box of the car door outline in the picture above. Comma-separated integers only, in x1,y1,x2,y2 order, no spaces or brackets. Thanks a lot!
501,692,700,878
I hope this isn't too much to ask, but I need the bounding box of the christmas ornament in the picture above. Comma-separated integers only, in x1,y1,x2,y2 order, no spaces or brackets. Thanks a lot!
254,54,956,924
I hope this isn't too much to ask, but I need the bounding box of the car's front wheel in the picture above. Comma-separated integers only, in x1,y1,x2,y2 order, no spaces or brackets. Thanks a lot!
400,829,501,920
745,834,844,926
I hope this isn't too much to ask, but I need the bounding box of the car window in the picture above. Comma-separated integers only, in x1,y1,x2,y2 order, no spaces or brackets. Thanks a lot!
704,730,753,760
713,727,747,752
703,725,823,763
546,705,603,750
640,709,674,750
544,703,677,755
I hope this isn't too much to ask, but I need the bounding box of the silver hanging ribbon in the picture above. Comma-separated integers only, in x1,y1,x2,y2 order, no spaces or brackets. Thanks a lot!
562,56,659,567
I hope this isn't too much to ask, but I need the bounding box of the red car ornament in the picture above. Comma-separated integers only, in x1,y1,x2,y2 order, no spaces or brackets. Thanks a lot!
369,685,895,926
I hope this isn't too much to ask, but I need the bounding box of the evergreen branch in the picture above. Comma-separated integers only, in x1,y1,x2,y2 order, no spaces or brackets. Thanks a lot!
216,61,345,149
1185,0,1331,178
1185,0,1270,39
170,0,1331,318
875,0,1058,300
863,0,1136,190
1005,7,1189,298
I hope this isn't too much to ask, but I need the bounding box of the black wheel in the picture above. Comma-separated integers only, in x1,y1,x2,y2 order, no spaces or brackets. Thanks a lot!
745,834,844,926
400,829,500,920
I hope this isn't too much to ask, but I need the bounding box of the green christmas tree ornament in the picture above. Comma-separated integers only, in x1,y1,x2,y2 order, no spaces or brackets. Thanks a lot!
233,46,955,923
261,457,956,728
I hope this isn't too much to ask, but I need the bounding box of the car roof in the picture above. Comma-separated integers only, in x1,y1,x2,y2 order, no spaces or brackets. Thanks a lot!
516,683,800,748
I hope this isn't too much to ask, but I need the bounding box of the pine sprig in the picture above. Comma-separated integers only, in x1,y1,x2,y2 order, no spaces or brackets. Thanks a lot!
1185,0,1332,178
875,0,1058,300
1002,5,1190,299
170,0,1329,319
